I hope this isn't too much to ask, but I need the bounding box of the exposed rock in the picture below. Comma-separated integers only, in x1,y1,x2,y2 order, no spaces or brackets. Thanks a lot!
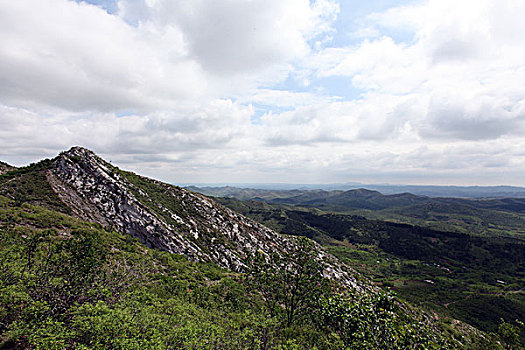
47,147,366,291
0,161,16,175
46,171,110,226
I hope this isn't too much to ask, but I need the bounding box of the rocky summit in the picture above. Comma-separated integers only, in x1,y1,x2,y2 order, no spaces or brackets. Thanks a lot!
2,147,362,290
0,161,15,175
1,147,506,348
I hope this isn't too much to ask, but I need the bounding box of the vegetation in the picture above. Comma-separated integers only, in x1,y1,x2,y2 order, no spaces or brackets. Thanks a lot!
215,197,525,347
0,152,522,348
199,187,525,240
246,237,330,327
0,159,69,213
0,195,499,349
0,162,15,176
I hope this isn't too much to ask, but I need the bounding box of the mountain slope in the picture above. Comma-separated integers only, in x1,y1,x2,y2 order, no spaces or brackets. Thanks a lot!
0,147,359,289
191,185,525,214
191,186,525,238
2,194,494,349
1,147,518,348
0,161,15,175
214,196,525,340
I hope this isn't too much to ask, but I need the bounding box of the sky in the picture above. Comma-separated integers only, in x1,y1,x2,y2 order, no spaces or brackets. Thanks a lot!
1,0,525,186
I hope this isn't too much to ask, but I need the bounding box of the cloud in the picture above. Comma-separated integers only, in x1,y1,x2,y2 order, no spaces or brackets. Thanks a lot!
0,0,336,171
0,0,207,113
0,99,253,160
118,0,338,78
299,0,525,144
0,0,338,113
242,89,337,108
1,0,525,185
420,93,525,140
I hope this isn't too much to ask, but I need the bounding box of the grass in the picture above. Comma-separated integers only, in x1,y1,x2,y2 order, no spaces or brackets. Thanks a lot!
0,159,70,213
215,196,525,341
1,194,483,349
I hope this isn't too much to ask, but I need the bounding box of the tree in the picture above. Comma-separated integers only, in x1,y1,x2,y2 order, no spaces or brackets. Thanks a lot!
247,237,330,327
497,319,525,350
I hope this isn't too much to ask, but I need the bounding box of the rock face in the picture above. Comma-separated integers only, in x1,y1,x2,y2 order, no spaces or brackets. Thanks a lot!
46,147,363,290
0,161,15,175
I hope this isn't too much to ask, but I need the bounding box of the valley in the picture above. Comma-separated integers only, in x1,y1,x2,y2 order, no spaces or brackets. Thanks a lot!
0,148,523,349
193,188,525,340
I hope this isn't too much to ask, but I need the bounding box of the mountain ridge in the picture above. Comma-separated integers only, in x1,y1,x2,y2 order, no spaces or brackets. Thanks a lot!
0,146,362,289
1,147,519,348
189,185,525,239
186,183,525,198
0,161,15,175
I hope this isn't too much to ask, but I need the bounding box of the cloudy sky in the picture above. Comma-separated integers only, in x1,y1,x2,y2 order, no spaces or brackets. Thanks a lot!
1,0,525,186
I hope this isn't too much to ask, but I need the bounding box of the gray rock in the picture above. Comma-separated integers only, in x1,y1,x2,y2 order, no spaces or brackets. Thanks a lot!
48,147,368,291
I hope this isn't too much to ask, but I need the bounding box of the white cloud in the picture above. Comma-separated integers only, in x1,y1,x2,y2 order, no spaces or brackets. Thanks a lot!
300,0,525,144
0,0,338,113
0,99,253,158
242,89,337,108
0,0,208,113
0,0,336,174
118,0,338,78
1,0,525,185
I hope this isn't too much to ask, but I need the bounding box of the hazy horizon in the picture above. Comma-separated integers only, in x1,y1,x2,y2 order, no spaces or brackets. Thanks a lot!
181,182,525,199
2,147,525,188
180,182,525,188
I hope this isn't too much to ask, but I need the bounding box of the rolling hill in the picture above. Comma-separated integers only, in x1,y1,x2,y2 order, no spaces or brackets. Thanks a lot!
191,186,525,239
0,147,520,349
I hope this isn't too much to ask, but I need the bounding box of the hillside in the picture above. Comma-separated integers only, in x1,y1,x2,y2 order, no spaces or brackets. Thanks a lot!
0,161,15,175
0,147,358,287
186,184,525,198
0,147,520,349
190,185,525,214
191,186,525,239
365,185,525,199
214,197,525,341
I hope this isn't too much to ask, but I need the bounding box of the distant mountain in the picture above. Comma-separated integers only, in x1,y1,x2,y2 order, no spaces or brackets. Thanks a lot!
186,183,525,198
364,184,525,198
270,188,430,210
190,185,525,214
184,185,310,201
0,147,515,348
190,186,525,238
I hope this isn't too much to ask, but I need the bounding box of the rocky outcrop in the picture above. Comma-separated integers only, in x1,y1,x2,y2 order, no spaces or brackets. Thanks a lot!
47,147,364,290
49,147,205,261
0,161,15,175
